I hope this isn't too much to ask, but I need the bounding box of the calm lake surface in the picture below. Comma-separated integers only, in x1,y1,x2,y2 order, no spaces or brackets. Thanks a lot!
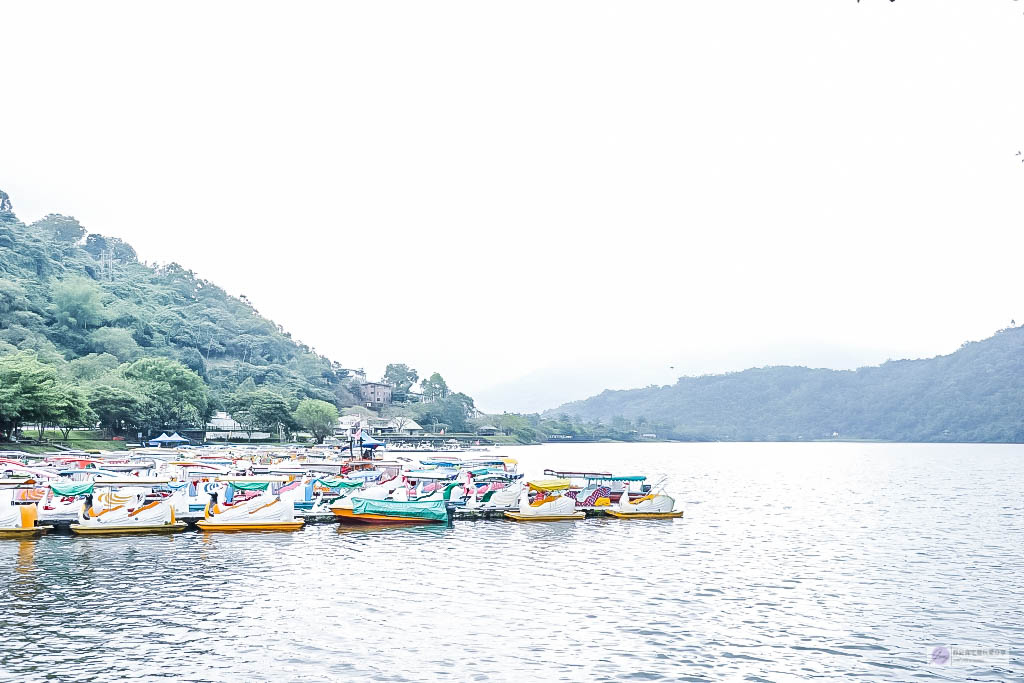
2,442,1022,681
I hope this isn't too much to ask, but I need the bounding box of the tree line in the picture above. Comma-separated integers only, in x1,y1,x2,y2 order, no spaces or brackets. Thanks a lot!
0,350,344,444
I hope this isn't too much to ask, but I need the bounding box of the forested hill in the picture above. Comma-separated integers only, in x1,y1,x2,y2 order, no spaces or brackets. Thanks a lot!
551,327,1024,442
0,189,354,408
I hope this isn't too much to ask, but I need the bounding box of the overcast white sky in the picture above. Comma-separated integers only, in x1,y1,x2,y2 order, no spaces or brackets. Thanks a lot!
2,1,1022,412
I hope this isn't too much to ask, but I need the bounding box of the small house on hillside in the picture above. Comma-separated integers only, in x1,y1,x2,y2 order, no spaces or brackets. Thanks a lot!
359,382,392,408
476,424,499,436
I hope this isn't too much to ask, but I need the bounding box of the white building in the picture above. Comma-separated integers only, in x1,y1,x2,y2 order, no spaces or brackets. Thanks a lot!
205,411,272,441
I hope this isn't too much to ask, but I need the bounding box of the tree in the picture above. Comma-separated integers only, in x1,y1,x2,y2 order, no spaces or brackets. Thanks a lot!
250,390,295,438
413,392,476,432
51,384,95,440
122,357,208,430
383,363,419,398
68,353,121,382
227,388,295,440
391,415,414,433
88,381,144,436
0,351,60,441
90,327,141,362
420,372,449,401
33,214,86,243
293,399,339,443
83,234,137,263
232,408,258,441
53,277,105,331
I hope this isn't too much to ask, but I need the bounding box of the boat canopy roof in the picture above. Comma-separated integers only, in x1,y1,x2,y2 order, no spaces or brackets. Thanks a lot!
342,471,382,481
351,497,448,521
542,469,644,482
544,469,613,478
0,478,42,488
472,473,521,482
311,477,363,489
93,477,173,486
57,468,123,478
169,461,228,470
403,469,458,480
527,479,571,492
49,481,95,496
217,476,292,484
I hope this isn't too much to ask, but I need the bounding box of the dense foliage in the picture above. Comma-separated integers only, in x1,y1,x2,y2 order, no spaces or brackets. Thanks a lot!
0,190,358,435
550,327,1024,442
293,399,339,443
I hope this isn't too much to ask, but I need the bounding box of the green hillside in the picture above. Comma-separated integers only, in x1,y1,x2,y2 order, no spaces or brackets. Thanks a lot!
0,189,355,415
551,327,1024,442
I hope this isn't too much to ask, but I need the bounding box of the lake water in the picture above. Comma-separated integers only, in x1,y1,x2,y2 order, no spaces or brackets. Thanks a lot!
1,442,1022,681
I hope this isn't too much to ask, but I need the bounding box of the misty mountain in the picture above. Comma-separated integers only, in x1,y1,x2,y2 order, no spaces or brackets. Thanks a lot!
550,327,1024,442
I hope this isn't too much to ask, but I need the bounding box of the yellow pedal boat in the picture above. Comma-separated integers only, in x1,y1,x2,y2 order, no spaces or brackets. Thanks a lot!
0,525,53,537
71,522,187,535
503,511,586,522
196,477,305,531
605,510,684,520
196,520,305,531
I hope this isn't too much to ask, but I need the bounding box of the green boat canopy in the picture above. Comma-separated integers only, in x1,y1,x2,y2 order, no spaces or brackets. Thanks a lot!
229,481,270,491
314,478,363,489
351,497,448,522
50,481,94,496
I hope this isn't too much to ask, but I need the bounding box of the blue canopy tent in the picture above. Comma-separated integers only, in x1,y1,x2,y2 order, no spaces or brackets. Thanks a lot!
341,435,385,451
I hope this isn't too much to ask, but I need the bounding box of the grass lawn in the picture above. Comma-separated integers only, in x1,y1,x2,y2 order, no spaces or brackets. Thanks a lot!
0,443,54,455
4,429,136,453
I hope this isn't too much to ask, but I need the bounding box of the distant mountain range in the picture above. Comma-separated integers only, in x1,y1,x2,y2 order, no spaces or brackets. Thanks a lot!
550,327,1024,442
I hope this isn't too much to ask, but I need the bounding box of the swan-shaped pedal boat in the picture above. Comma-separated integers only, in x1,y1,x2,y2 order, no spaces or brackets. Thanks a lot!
331,478,450,524
0,484,52,537
605,491,683,519
196,478,304,531
504,480,585,521
70,479,186,534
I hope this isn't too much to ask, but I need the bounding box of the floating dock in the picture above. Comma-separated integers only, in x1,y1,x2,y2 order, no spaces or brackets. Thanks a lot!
36,505,638,532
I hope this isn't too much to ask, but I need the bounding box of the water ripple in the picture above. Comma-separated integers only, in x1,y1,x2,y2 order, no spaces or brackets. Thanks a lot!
1,443,1022,680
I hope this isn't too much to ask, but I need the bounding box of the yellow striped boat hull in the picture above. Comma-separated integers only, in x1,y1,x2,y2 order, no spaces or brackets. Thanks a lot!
71,523,187,535
332,508,445,524
196,520,304,531
0,526,52,537
503,512,586,522
605,510,684,519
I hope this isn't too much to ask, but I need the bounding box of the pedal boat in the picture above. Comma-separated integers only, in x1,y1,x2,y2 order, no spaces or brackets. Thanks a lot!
331,483,450,524
70,478,186,535
605,490,683,519
196,477,305,531
0,481,52,537
504,479,585,521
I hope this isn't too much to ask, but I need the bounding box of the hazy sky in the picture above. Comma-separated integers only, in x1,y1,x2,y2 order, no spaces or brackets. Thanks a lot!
2,1,1022,412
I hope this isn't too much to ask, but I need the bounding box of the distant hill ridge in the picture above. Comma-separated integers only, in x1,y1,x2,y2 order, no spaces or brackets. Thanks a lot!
0,189,355,407
551,327,1024,442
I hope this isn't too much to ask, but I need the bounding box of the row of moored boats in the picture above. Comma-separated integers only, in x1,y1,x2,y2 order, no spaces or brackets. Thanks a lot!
0,446,683,536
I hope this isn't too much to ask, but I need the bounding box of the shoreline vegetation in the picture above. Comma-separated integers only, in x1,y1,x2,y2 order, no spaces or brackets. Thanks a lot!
3,189,1024,447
